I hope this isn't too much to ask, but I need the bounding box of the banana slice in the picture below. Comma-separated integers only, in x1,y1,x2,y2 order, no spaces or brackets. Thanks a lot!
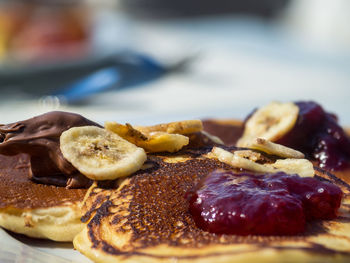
60,126,147,180
104,122,147,145
209,147,314,177
234,150,265,162
135,120,203,134
237,102,299,147
209,147,275,174
201,131,224,145
244,137,304,159
105,122,189,153
271,159,314,178
141,132,189,153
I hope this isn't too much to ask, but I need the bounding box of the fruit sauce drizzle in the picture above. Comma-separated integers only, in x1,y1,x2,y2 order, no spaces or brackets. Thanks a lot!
187,170,343,236
277,101,350,171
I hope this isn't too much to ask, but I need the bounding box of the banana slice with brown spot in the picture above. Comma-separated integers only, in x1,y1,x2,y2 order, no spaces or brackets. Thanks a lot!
209,147,314,177
60,126,147,180
243,137,304,159
104,122,147,145
105,122,189,153
209,147,275,174
233,150,265,162
237,102,299,147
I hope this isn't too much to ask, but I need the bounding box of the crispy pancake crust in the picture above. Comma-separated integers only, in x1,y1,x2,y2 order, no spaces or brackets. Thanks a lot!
0,205,83,241
0,154,87,241
74,147,350,262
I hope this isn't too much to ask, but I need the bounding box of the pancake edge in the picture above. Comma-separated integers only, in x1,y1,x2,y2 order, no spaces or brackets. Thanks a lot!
0,203,84,242
73,227,350,263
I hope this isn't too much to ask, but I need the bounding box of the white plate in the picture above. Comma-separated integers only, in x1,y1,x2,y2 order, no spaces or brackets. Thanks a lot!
0,228,92,263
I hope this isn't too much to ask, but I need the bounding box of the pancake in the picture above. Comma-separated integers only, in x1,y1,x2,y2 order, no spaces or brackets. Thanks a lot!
0,154,87,241
74,144,350,262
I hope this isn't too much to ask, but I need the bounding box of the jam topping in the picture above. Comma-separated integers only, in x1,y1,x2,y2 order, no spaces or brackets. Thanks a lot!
276,101,350,171
187,170,342,236
0,111,100,188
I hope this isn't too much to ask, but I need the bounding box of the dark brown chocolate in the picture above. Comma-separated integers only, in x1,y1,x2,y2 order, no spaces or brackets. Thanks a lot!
0,111,100,188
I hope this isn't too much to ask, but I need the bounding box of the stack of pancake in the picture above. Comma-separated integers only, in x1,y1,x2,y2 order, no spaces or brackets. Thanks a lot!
0,118,349,262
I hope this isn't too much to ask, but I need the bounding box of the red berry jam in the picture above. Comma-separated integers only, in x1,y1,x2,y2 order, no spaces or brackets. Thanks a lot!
276,101,350,171
187,170,342,236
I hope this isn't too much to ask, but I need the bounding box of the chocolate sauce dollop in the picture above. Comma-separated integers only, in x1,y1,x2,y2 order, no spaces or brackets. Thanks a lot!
0,111,101,188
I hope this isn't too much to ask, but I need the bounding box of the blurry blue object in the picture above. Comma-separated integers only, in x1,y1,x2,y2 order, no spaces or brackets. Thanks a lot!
54,67,120,103
51,52,167,104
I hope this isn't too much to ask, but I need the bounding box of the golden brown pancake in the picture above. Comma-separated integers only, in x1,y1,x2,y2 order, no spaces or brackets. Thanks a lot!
74,144,350,263
0,154,87,241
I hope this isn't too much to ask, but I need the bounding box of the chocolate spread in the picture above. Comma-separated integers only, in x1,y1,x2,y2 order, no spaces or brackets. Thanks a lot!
0,111,100,188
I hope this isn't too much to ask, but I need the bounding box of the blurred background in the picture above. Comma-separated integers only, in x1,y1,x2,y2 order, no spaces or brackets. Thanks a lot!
0,0,349,126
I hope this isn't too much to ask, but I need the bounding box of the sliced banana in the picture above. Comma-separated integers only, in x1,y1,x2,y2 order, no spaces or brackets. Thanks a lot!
135,120,203,135
201,131,224,145
243,137,304,159
105,122,189,153
271,159,314,178
141,131,189,153
209,147,314,177
209,147,275,174
104,122,147,145
237,102,299,147
233,149,265,162
60,126,147,180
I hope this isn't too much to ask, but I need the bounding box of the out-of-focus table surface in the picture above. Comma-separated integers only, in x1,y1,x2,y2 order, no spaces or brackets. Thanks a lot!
0,15,349,125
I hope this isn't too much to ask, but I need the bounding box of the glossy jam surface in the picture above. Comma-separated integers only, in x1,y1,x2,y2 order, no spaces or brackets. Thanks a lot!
276,101,350,171
187,170,342,235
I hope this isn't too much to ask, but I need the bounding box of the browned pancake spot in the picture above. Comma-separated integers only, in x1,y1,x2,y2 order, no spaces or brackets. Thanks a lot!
0,154,86,210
